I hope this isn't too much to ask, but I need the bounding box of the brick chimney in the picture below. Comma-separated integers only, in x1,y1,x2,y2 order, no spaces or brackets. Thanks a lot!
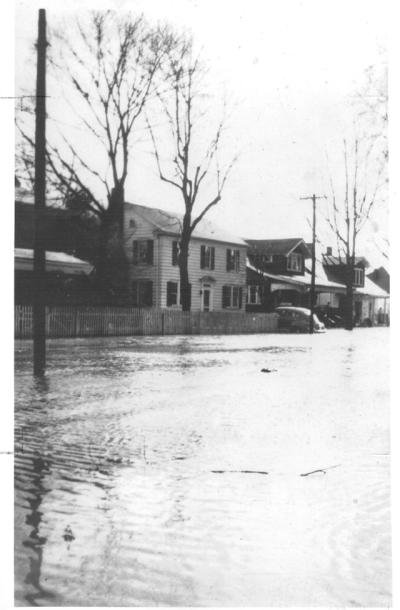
326,246,332,256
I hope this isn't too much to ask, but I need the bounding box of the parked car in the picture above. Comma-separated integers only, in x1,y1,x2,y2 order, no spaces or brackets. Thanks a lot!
315,309,344,328
275,306,326,333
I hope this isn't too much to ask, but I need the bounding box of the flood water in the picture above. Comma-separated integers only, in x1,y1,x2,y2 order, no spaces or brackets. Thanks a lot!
15,329,390,606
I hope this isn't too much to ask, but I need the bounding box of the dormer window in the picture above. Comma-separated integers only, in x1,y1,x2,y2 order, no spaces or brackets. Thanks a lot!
353,268,364,286
262,254,273,264
287,253,302,271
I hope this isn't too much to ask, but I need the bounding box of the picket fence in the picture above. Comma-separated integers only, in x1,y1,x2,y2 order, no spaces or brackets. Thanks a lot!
15,305,279,339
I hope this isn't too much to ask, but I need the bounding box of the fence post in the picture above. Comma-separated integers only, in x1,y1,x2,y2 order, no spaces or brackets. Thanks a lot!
161,311,165,336
74,306,79,337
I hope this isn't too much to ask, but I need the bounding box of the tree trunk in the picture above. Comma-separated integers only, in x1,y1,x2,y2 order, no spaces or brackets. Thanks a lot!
95,184,129,302
344,265,354,330
179,238,191,311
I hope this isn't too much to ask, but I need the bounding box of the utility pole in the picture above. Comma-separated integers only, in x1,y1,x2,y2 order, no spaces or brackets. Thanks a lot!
300,194,326,334
33,9,47,376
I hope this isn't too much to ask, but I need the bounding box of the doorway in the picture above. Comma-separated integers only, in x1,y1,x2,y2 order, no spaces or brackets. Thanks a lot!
201,284,213,312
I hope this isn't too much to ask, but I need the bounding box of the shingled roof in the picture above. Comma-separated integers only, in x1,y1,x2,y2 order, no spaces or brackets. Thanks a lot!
245,238,311,257
322,254,369,267
125,202,247,246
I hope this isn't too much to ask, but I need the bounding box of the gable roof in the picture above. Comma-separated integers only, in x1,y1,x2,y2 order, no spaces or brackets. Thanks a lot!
367,266,390,293
322,254,369,267
245,238,311,257
125,202,247,246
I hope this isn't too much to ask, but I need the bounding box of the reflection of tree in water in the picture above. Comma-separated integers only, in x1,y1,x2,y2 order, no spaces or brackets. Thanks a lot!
16,376,56,606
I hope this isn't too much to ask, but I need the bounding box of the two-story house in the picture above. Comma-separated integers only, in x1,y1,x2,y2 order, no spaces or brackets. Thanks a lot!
124,203,247,311
246,238,311,312
321,248,390,325
322,250,368,322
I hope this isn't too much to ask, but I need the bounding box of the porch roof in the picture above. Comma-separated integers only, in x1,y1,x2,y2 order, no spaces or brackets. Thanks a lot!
247,261,346,292
247,260,390,299
15,248,93,276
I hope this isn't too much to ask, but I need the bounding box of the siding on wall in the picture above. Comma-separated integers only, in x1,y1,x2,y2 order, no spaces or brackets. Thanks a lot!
123,206,159,306
123,205,247,311
158,235,247,311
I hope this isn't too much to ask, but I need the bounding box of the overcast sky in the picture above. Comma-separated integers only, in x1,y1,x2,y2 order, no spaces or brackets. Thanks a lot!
13,0,389,268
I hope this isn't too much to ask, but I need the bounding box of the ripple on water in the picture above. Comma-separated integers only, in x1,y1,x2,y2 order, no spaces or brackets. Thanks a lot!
15,330,390,606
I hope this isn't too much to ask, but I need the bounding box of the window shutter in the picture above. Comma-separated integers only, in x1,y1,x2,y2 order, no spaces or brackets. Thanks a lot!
146,240,154,264
172,241,178,266
226,249,231,271
200,245,205,269
211,247,215,270
167,281,177,306
222,285,230,308
239,287,243,309
132,241,138,264
235,250,240,271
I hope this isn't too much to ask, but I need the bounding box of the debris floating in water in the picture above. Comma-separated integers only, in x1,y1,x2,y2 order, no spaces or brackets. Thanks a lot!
211,470,269,475
300,464,341,477
260,368,277,373
63,525,75,542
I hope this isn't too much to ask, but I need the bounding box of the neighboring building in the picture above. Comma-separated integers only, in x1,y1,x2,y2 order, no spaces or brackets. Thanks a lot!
123,203,247,311
15,185,99,264
15,248,93,304
247,238,310,275
320,251,389,325
367,266,390,294
322,253,369,290
245,238,312,311
245,239,389,325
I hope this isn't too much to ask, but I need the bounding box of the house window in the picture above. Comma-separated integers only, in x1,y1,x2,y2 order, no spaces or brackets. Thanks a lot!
172,241,179,266
167,281,179,306
129,219,136,229
132,280,153,307
353,268,364,286
287,253,302,271
166,281,192,307
132,239,153,264
200,245,215,270
262,254,273,264
226,248,240,272
222,285,243,309
247,285,261,305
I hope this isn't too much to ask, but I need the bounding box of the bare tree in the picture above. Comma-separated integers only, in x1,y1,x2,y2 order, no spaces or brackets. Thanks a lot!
148,39,237,311
17,11,175,298
354,59,388,158
326,135,386,329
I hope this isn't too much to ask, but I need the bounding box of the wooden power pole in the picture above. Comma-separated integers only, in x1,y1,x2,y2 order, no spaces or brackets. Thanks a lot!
300,194,326,334
33,9,47,376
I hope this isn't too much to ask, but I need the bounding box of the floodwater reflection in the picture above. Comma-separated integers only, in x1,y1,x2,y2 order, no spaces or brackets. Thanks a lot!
15,330,391,606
